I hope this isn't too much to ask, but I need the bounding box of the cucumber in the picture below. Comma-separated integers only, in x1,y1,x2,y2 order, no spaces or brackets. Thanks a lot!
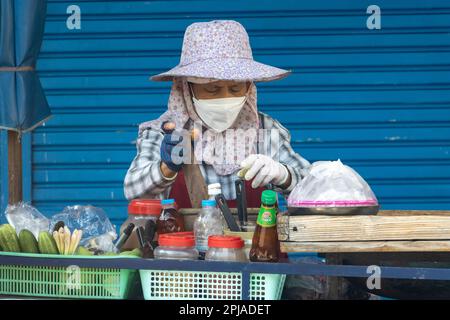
0,224,21,252
38,231,59,254
18,229,40,253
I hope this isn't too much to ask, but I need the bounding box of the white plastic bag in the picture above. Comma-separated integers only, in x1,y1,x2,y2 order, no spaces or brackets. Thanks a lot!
287,159,378,207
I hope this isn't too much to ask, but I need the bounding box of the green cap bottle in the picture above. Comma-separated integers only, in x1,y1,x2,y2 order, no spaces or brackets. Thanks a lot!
261,190,277,206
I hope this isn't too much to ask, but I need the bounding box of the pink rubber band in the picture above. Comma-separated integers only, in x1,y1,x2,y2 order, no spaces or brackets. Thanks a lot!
288,200,378,207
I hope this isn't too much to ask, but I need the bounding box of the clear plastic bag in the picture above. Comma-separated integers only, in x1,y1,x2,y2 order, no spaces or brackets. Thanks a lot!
5,202,50,238
288,159,378,208
49,205,117,251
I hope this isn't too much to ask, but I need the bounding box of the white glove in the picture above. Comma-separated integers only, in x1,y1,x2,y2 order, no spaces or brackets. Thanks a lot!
237,154,290,189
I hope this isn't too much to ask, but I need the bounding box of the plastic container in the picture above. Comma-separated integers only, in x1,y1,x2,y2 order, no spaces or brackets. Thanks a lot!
0,252,138,299
194,200,226,255
120,199,161,251
154,232,199,260
224,227,255,258
206,235,248,262
157,199,185,235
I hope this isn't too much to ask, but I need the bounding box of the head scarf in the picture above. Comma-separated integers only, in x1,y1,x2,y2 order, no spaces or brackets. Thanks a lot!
139,77,259,175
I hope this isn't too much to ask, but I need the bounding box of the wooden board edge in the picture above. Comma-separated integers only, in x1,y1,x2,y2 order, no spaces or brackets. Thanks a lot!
280,240,450,253
378,210,450,216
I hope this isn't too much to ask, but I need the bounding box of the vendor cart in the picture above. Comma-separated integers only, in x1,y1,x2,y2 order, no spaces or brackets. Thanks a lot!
1,209,450,300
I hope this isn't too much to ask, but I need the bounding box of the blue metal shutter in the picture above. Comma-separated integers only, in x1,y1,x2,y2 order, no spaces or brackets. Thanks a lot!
29,0,450,227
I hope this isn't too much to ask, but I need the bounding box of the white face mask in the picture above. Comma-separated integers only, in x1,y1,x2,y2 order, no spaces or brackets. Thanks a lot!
192,95,247,133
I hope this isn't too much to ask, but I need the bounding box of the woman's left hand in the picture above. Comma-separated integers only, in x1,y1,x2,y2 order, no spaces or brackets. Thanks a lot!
238,154,291,189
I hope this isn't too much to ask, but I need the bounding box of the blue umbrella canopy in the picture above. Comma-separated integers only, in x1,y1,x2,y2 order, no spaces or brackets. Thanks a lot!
0,0,51,132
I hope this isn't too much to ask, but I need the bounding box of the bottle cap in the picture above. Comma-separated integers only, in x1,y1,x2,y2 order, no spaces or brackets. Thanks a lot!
202,199,217,207
208,235,245,249
208,183,221,190
161,199,175,206
261,190,277,205
208,183,222,195
128,199,161,216
172,231,194,237
158,233,195,247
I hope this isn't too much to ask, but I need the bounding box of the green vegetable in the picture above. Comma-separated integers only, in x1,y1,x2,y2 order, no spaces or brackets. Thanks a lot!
96,248,142,257
0,224,21,252
119,248,142,257
38,231,59,254
75,246,94,256
18,229,39,253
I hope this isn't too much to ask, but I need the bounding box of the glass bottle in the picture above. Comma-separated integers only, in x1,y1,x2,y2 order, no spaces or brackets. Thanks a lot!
249,190,280,262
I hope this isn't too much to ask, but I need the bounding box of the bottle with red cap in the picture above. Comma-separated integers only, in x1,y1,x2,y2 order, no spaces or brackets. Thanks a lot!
154,232,199,260
205,235,248,262
120,199,161,251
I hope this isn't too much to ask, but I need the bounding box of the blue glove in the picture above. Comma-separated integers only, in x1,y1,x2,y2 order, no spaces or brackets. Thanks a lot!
160,122,184,172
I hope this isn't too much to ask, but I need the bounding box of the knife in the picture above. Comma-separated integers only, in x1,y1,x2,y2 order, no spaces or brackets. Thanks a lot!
114,223,135,251
144,219,158,250
136,226,146,249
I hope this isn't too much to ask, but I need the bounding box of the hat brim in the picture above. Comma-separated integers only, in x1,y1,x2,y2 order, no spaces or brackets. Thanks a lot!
150,58,291,82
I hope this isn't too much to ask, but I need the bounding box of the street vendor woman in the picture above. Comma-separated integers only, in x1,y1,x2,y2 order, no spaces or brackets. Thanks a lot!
124,20,310,208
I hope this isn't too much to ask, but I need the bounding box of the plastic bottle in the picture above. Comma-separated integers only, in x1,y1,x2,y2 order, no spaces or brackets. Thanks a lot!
194,199,226,255
157,199,185,235
249,190,280,262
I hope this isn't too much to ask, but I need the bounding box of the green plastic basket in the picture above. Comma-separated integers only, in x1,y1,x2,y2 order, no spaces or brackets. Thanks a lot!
0,252,138,299
140,269,286,300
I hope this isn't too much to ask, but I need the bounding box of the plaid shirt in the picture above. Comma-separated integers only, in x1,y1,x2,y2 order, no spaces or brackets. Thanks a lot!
124,112,310,201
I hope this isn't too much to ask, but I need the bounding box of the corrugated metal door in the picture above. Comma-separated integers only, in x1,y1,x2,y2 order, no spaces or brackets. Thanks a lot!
24,0,450,226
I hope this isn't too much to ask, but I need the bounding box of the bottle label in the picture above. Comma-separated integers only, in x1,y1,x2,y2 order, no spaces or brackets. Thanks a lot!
256,206,277,227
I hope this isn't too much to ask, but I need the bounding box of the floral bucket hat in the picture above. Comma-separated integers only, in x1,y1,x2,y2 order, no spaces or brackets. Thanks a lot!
151,20,291,82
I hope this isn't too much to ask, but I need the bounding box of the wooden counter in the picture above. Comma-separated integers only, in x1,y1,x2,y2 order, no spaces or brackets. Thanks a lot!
278,210,450,253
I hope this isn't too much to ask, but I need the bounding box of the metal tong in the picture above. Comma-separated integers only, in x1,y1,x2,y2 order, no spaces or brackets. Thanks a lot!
235,179,248,231
215,194,241,232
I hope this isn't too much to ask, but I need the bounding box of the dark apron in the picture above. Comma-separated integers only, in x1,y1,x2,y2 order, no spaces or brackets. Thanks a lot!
169,169,265,209
169,114,266,208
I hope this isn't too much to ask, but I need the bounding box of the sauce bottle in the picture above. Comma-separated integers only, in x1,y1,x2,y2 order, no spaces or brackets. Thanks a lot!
249,190,280,262
157,199,185,235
